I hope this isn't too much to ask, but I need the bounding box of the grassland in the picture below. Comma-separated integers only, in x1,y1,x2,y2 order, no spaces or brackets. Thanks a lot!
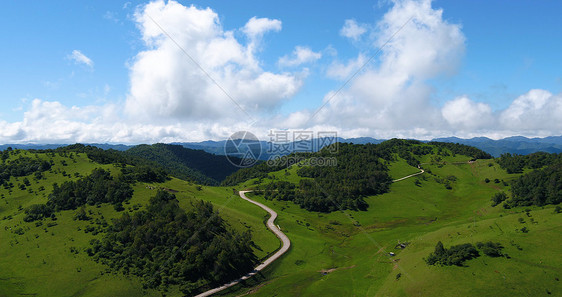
1,148,560,296
0,150,278,296
215,153,561,296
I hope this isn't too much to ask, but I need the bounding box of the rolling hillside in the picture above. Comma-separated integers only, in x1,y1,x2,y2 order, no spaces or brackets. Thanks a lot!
215,141,561,296
0,147,279,296
1,141,560,297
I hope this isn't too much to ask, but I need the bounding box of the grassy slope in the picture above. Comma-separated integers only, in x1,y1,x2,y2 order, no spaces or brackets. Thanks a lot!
0,151,278,296
1,148,560,296
215,151,561,296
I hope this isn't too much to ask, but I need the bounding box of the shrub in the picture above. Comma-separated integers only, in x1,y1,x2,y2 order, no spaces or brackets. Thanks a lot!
491,192,508,207
23,204,53,222
476,241,504,257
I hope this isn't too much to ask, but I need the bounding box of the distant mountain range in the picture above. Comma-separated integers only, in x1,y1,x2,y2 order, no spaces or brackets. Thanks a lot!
431,136,562,157
2,135,561,158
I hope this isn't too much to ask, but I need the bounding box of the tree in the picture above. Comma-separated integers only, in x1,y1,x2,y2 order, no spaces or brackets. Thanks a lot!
74,206,90,221
491,192,508,207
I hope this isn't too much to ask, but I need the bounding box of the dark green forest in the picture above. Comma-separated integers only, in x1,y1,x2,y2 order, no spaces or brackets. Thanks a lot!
493,152,562,207
497,152,561,174
506,162,562,207
126,143,243,185
247,140,491,212
90,191,257,295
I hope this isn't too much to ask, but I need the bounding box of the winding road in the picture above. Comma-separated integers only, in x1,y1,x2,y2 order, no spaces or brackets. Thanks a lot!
392,165,425,182
197,165,422,296
195,190,291,297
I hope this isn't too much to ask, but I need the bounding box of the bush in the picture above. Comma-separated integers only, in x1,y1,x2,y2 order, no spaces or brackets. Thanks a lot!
23,204,53,222
476,241,504,257
491,192,508,207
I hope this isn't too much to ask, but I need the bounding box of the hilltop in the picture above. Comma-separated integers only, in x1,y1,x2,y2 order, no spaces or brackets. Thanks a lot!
0,146,277,296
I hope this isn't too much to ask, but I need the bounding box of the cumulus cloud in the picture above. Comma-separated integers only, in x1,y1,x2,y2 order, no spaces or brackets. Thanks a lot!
300,0,465,138
340,19,367,41
0,99,256,144
278,46,322,67
68,50,94,68
3,0,562,144
499,89,562,132
326,54,367,80
243,16,282,39
125,0,300,123
441,96,493,130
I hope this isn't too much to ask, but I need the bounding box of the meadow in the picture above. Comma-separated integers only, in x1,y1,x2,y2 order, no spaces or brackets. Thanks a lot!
0,148,560,296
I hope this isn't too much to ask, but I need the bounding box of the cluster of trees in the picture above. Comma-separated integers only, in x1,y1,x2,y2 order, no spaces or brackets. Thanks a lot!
23,204,54,222
47,168,133,211
425,241,505,266
261,143,389,212
263,181,296,201
120,165,168,183
428,141,492,160
225,140,492,212
22,165,162,222
89,191,257,295
476,241,504,257
491,192,508,206
425,241,480,266
497,152,561,174
0,156,51,186
39,144,181,183
294,143,391,212
505,162,562,207
48,144,134,165
126,144,243,185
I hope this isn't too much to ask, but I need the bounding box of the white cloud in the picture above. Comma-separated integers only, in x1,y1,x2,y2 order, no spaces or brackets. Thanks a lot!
125,0,301,123
499,89,562,132
278,46,322,67
441,96,493,130
243,16,282,39
326,54,367,80
68,50,94,68
2,0,562,144
340,19,367,41
0,98,256,144
302,0,465,138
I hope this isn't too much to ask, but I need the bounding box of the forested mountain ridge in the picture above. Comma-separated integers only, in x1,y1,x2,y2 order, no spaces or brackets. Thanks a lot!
126,143,242,185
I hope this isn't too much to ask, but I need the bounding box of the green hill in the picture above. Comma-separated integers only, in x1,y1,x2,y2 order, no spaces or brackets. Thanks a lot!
1,141,560,297
214,141,560,296
0,147,277,296
126,143,243,186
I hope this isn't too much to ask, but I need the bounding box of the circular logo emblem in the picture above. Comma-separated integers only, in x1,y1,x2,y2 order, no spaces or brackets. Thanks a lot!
224,131,262,168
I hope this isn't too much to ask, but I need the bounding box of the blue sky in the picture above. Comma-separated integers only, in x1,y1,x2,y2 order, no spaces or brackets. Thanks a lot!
1,0,561,143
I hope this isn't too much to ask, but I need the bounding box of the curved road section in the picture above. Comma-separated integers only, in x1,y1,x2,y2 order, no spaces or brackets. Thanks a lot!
195,190,291,297
392,166,425,183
